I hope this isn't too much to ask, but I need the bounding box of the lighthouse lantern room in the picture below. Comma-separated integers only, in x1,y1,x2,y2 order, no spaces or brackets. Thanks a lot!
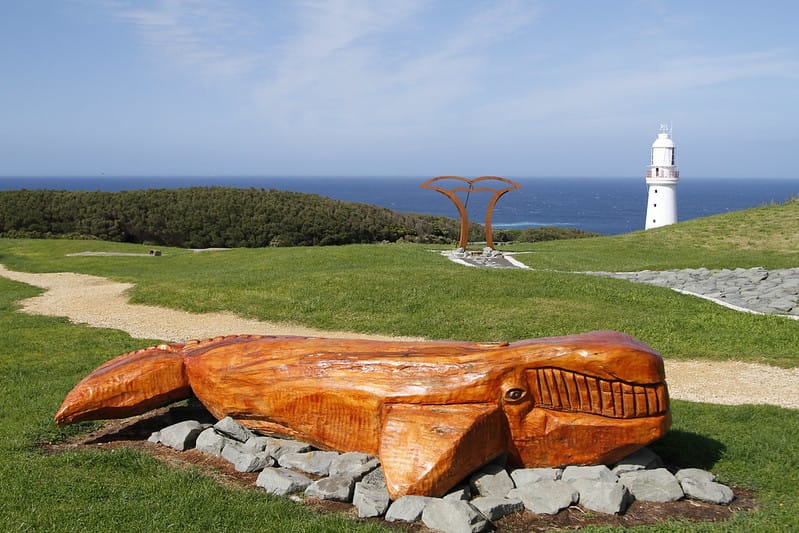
645,125,680,229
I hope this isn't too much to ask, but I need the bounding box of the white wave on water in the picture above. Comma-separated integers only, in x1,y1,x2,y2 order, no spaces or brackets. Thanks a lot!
493,221,577,228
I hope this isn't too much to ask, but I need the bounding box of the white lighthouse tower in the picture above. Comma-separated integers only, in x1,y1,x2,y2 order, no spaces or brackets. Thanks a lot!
645,125,680,229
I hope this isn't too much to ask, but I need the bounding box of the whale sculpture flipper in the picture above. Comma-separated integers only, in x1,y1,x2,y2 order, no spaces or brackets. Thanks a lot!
380,403,508,497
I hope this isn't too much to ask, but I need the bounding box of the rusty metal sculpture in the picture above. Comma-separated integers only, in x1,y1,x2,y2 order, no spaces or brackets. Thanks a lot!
56,331,670,498
421,176,521,250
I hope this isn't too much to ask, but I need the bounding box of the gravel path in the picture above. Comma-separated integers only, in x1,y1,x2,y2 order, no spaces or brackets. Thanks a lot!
0,265,414,343
1,264,797,409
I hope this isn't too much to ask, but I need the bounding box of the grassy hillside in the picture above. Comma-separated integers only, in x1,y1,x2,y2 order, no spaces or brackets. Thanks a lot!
516,199,799,271
1,200,798,531
1,201,797,367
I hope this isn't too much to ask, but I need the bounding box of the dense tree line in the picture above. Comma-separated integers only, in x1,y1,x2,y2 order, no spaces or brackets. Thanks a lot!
0,188,596,248
493,226,597,243
0,188,469,247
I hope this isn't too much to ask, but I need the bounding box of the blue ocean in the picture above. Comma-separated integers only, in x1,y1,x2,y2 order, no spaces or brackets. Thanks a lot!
1,176,796,235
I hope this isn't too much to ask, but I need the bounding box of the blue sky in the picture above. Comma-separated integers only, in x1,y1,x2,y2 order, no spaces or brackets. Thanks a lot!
1,1,797,178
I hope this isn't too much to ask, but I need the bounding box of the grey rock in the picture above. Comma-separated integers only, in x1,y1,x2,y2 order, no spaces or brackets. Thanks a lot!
562,465,618,484
360,467,386,486
255,467,313,496
619,468,684,502
507,479,577,515
353,467,389,515
510,467,562,486
242,435,271,454
768,298,795,312
683,481,734,505
304,475,355,502
611,447,663,475
421,499,490,533
353,473,390,518
240,452,275,473
265,438,313,458
158,420,206,451
724,296,747,307
443,485,472,500
278,450,340,476
676,469,734,504
470,463,514,498
195,427,226,456
570,479,632,515
385,495,436,522
213,416,251,443
470,496,524,521
218,437,244,453
147,431,161,444
675,468,715,484
703,290,724,299
329,451,380,479
221,445,274,472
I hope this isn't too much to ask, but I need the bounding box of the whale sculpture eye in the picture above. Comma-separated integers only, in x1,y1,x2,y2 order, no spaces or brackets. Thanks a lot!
505,388,526,401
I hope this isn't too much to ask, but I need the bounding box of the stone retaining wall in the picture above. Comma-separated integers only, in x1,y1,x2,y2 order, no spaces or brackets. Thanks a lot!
150,416,735,533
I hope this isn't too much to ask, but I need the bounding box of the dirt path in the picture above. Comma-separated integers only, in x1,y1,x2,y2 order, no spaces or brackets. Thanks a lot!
2,264,797,409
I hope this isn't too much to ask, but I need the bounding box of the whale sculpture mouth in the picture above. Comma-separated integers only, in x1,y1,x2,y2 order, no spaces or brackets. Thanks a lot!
527,367,669,419
506,365,671,469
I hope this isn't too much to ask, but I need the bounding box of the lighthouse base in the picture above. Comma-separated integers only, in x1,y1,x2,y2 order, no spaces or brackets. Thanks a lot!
645,181,677,230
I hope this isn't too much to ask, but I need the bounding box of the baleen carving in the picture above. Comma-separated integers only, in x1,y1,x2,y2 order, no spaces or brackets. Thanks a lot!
56,331,671,498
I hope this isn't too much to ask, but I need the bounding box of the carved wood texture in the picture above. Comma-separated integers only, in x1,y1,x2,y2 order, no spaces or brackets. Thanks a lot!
56,331,671,498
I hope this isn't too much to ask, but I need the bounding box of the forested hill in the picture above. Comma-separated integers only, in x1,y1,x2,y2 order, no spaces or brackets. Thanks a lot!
0,187,465,248
0,188,597,248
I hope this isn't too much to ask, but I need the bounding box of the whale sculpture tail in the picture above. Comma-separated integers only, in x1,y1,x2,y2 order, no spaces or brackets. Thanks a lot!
55,342,191,425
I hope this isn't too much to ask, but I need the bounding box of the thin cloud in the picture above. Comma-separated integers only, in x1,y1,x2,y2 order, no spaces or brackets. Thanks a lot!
474,49,799,126
94,0,797,168
101,0,542,129
250,1,541,136
109,0,261,78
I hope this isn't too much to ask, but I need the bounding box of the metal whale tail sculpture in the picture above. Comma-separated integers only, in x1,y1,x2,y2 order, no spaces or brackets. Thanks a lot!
56,330,671,498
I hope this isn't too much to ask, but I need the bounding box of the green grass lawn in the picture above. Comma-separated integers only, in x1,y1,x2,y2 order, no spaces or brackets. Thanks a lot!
1,200,797,531
0,278,391,532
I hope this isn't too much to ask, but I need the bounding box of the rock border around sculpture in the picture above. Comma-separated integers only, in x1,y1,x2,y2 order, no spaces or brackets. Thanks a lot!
146,415,738,532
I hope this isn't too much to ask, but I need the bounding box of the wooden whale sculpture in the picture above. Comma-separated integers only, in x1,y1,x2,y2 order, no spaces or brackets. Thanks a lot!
55,331,670,498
